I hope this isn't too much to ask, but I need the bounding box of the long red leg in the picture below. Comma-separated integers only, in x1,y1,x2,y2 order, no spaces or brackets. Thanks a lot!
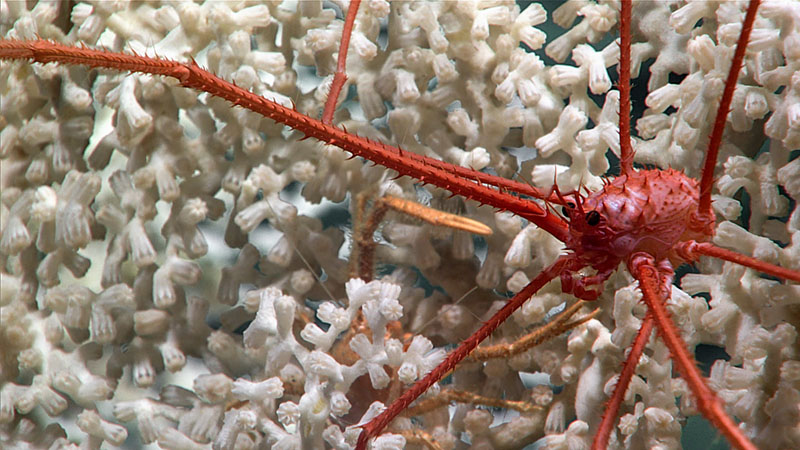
399,154,564,203
678,241,800,283
362,144,564,203
618,0,634,176
322,0,361,124
698,0,761,212
592,313,655,450
320,0,562,203
355,256,573,449
631,254,756,450
0,40,570,241
319,1,566,203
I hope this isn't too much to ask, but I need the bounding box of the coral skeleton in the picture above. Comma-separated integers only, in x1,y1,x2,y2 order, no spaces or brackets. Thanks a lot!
1,1,799,449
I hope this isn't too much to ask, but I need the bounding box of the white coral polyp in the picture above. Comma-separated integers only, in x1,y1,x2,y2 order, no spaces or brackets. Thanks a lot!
371,433,406,450
276,401,301,427
307,350,344,382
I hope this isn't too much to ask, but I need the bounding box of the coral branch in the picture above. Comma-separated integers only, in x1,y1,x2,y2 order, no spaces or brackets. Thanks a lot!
467,300,597,361
381,196,493,236
396,429,443,450
404,388,542,416
350,195,492,281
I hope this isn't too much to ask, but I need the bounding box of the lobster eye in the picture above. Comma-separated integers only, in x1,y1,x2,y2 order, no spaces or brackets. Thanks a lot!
585,210,601,226
561,202,575,218
561,202,576,217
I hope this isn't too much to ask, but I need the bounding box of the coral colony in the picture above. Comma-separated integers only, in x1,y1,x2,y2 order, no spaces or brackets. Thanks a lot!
1,1,799,449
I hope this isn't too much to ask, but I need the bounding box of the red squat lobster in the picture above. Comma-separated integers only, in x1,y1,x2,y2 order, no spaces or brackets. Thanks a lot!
1,0,800,449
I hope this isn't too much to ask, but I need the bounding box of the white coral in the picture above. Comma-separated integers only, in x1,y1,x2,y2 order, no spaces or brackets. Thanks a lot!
0,1,798,450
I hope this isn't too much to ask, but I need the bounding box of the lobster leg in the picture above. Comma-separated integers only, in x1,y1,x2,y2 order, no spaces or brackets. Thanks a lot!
678,241,800,283
698,0,762,213
630,254,756,450
356,256,575,449
0,39,570,240
592,313,655,449
617,0,634,176
322,0,361,124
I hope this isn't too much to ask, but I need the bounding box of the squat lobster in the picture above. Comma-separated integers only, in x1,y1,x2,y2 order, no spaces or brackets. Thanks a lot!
1,0,799,449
